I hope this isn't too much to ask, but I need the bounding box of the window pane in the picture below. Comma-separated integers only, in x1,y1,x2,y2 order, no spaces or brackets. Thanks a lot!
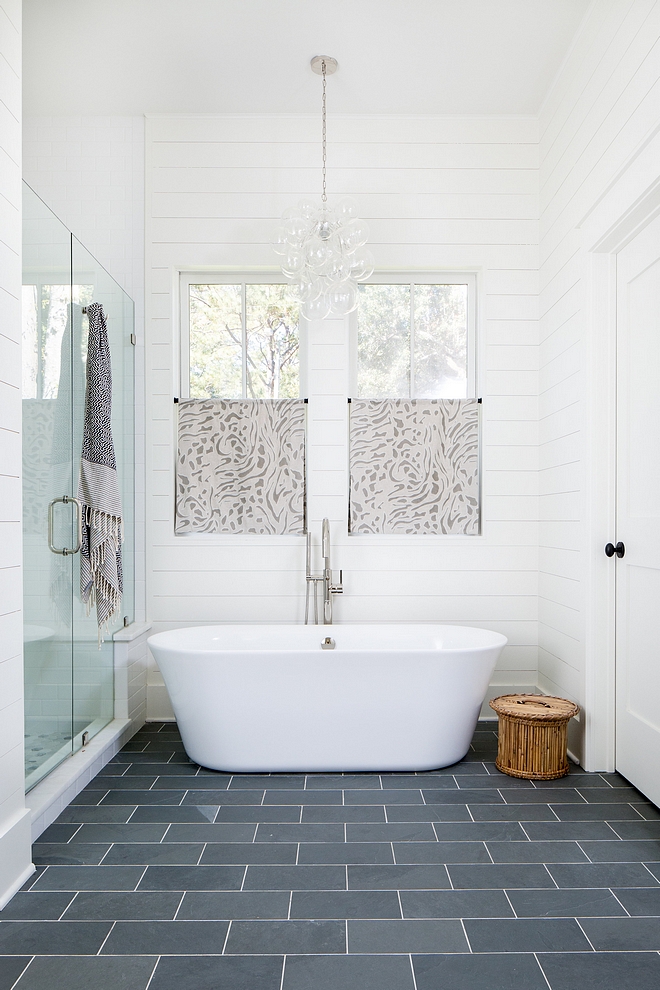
245,284,300,399
189,283,242,398
22,285,38,399
357,284,410,397
41,285,70,399
414,283,468,398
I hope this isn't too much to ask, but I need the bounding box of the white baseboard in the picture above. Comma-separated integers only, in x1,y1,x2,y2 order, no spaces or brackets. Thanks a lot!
0,809,34,909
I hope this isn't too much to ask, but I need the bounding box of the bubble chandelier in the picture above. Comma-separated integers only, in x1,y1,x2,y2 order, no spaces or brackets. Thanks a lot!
271,56,374,319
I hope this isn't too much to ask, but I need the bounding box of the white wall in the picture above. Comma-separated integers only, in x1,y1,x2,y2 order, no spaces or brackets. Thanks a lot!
145,113,539,718
0,0,34,907
22,115,147,623
538,0,660,763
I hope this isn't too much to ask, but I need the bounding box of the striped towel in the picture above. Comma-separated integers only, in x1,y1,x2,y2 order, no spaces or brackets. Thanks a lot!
78,302,123,642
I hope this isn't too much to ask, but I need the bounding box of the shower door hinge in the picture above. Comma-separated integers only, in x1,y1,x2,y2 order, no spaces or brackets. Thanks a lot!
81,731,89,748
130,333,136,345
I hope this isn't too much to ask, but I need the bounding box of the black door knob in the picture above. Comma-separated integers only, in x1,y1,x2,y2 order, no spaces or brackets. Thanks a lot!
605,542,625,558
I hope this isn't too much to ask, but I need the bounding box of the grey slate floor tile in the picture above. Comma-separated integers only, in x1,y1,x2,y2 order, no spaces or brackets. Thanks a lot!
400,888,515,919
348,864,451,890
578,916,660,950
148,955,283,990
611,886,660,915
61,890,183,920
537,952,660,990
0,892,74,921
412,951,548,990
0,957,30,990
12,720,660,990
137,865,244,891
243,865,346,890
485,840,589,863
464,916,592,951
12,956,157,990
225,919,346,953
548,862,660,887
200,841,297,864
100,919,230,954
176,890,290,920
0,920,111,955
506,886,629,918
290,890,402,919
282,953,415,990
448,863,555,888
31,865,145,891
348,918,469,953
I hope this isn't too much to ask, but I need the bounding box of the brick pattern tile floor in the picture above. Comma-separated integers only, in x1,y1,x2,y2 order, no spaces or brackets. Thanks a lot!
2,721,660,989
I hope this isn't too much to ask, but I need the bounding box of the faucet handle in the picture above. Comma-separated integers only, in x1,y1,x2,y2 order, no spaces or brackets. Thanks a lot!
331,570,343,594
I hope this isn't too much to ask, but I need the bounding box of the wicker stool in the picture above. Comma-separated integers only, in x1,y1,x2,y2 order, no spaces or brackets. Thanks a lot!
489,694,580,780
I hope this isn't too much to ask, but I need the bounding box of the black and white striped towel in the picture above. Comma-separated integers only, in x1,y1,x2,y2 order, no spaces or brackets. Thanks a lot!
78,302,123,641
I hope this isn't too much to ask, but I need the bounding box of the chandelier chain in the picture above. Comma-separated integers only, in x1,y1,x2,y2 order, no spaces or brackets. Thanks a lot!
321,60,327,203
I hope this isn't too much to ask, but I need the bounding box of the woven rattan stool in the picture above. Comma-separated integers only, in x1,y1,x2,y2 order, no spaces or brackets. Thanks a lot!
489,694,580,780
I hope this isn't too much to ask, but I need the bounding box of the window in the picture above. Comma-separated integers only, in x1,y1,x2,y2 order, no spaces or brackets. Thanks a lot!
180,275,300,399
353,274,476,399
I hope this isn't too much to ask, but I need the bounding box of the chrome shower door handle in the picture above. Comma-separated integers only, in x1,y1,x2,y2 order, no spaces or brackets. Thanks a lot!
48,495,83,556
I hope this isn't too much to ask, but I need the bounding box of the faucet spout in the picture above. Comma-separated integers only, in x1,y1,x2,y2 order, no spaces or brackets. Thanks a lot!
305,519,342,625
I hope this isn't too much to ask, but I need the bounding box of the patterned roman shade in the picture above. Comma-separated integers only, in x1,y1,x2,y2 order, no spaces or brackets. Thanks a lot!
175,398,306,535
349,398,480,535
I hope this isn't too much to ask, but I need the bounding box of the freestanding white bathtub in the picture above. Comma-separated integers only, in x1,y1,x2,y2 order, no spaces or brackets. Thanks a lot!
148,624,507,773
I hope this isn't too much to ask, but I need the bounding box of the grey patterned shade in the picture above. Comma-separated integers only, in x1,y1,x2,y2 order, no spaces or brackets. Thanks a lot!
349,398,480,535
176,399,306,535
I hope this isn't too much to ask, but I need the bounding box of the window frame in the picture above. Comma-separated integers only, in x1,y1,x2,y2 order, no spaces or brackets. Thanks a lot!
179,271,307,400
348,271,477,400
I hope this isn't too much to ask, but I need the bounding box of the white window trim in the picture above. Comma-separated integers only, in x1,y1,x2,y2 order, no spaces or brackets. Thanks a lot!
347,271,477,399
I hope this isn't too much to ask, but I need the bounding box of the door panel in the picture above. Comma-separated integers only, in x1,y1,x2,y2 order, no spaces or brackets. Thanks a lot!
615,213,660,804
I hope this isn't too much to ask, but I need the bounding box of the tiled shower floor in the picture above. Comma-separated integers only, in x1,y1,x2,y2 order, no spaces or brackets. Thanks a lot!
2,722,660,990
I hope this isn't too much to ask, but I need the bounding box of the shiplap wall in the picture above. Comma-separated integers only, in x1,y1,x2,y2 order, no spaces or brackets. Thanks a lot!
538,0,660,760
0,0,33,907
145,113,540,718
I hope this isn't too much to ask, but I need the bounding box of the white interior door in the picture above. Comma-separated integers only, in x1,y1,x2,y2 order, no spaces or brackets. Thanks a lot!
615,213,660,804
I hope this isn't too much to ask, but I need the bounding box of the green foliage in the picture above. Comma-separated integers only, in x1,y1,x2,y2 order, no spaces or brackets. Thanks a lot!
189,283,300,400
357,282,468,399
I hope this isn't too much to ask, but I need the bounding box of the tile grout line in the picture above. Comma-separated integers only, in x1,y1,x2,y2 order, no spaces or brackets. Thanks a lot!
459,917,473,953
134,864,150,891
9,957,35,990
221,918,232,954
408,952,419,990
575,916,597,951
534,952,554,990
396,888,404,920
542,862,560,888
57,891,79,921
575,840,592,863
279,955,287,990
239,864,248,891
608,887,631,917
287,889,293,920
196,841,207,865
143,957,161,990
502,888,518,918
172,890,187,920
96,919,116,955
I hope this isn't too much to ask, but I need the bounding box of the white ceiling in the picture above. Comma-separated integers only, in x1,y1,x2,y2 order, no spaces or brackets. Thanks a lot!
23,0,591,117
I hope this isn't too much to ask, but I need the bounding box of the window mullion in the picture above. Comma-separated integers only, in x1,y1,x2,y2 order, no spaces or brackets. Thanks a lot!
409,282,415,399
241,282,247,398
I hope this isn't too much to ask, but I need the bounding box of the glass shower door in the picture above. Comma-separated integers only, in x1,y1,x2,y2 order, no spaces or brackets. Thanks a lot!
22,186,76,790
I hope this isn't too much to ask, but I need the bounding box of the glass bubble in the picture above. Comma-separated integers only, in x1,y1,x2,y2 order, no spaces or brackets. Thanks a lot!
283,217,310,245
305,238,333,275
299,275,325,304
335,197,359,220
298,198,319,220
270,227,288,256
326,255,351,282
328,280,358,316
284,249,305,274
349,247,375,280
281,206,301,221
344,220,369,252
303,292,331,320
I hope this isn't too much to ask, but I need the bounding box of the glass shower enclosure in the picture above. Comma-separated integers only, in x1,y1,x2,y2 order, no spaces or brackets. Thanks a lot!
22,182,135,791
